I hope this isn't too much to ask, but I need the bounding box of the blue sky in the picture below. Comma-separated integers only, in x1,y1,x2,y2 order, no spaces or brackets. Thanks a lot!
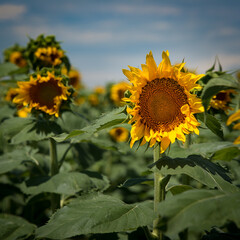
0,0,240,88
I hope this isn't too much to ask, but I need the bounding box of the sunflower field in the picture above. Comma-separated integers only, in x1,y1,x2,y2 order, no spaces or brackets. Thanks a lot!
0,34,240,240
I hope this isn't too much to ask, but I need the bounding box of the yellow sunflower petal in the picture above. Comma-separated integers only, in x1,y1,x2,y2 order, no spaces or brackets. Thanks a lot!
227,109,240,125
234,136,240,144
160,137,171,153
233,122,240,130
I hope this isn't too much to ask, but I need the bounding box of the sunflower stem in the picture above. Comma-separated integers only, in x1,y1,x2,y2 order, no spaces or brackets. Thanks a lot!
49,138,60,213
152,143,170,240
184,133,191,149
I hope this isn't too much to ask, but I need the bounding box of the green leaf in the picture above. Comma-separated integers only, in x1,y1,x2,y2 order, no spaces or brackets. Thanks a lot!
158,189,240,239
10,118,62,144
197,113,223,139
201,75,239,110
0,149,30,174
19,171,110,195
0,214,36,240
36,195,154,239
151,155,237,192
212,146,240,161
0,117,33,140
169,141,236,158
64,107,127,140
167,185,194,195
0,62,19,77
121,177,153,188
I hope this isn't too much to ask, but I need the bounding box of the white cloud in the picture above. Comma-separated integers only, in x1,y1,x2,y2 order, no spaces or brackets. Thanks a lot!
0,4,26,20
102,4,180,15
12,24,166,44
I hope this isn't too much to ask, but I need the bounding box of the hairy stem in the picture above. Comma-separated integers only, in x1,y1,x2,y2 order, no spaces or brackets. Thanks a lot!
49,138,60,212
152,143,170,240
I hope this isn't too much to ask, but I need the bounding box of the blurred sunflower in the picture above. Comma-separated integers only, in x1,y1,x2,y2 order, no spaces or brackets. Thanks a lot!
123,50,204,152
5,88,19,102
35,47,64,66
210,89,235,112
88,94,99,106
110,81,130,106
109,127,129,142
13,71,70,117
94,86,105,95
9,51,27,68
227,109,240,144
62,67,83,90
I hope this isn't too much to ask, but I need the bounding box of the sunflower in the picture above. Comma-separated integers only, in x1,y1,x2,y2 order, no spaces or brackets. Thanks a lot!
62,67,83,90
9,51,27,68
110,81,130,106
122,51,204,152
109,127,129,142
227,109,240,144
210,89,235,112
13,71,70,117
94,86,105,95
35,47,64,66
88,94,99,106
5,88,19,102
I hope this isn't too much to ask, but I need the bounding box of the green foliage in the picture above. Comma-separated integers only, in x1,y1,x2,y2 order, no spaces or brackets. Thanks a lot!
0,62,19,77
0,214,36,240
158,189,240,239
63,106,128,141
150,155,237,192
19,171,110,196
0,148,31,174
197,113,223,139
36,194,154,239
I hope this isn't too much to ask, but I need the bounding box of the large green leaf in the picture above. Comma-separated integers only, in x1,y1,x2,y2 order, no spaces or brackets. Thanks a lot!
11,118,62,144
0,117,33,140
0,117,62,144
121,177,153,188
169,141,236,158
19,171,110,195
36,194,154,239
158,189,240,239
201,75,239,110
63,107,127,141
0,62,19,77
0,214,36,240
0,148,31,174
212,146,240,161
197,113,223,139
151,155,237,192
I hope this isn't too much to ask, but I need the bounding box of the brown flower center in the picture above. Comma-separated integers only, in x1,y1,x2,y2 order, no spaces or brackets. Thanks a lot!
138,78,188,132
214,92,228,101
29,78,63,108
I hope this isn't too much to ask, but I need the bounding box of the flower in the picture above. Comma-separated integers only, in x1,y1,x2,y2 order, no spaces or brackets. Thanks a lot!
9,51,27,67
109,127,129,142
35,47,64,66
62,67,83,90
122,50,204,152
227,109,240,144
210,89,235,113
110,81,130,106
94,86,105,95
88,94,99,106
5,88,19,102
13,71,70,117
